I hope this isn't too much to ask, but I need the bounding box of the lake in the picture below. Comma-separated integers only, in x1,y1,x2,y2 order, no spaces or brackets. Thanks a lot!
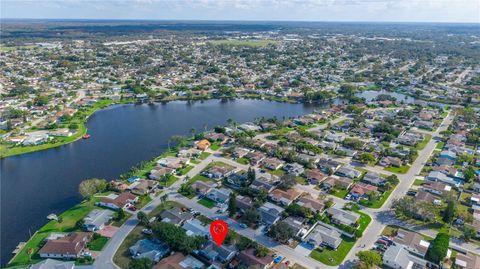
0,98,321,265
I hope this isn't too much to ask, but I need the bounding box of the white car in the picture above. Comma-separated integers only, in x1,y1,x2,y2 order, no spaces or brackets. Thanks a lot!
142,228,153,235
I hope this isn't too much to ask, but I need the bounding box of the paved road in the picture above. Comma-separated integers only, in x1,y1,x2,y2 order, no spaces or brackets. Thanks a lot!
342,112,455,264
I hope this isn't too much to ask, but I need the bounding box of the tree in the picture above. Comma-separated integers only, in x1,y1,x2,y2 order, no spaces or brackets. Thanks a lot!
356,250,382,267
426,233,450,264
137,211,148,226
360,153,376,164
128,258,153,269
243,208,260,226
442,200,456,224
228,192,237,217
152,222,206,254
79,178,107,199
254,244,269,257
461,226,476,241
278,174,296,190
247,167,256,184
268,221,294,243
464,166,476,183
115,209,125,221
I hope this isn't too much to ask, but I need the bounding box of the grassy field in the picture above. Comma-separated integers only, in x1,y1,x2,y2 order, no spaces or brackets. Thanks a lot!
236,157,250,165
384,165,410,174
310,236,356,266
331,188,349,199
7,196,103,267
210,142,221,151
87,235,109,251
209,39,276,47
415,134,432,150
198,197,216,208
356,212,372,233
198,152,211,160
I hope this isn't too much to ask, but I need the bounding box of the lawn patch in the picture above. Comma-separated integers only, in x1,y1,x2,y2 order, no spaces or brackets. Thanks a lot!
384,165,409,174
87,235,109,251
198,152,211,160
236,157,250,165
198,198,216,208
310,236,355,266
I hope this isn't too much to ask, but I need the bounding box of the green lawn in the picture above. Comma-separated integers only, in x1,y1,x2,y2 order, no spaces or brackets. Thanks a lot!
236,157,250,165
198,152,211,160
384,165,410,174
210,142,221,151
413,179,424,186
356,212,372,233
111,212,132,227
198,197,216,208
310,236,355,266
436,141,445,150
159,175,178,187
7,197,102,267
179,165,194,175
87,235,109,251
359,190,392,209
415,134,432,150
113,225,146,269
268,169,285,177
330,188,349,199
209,39,276,47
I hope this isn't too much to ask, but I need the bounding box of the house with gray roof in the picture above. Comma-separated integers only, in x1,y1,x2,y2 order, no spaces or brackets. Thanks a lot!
206,188,232,204
362,172,386,186
199,241,237,264
326,206,360,227
83,209,114,232
129,239,170,262
258,202,284,226
29,259,75,269
182,219,210,238
304,222,342,249
383,244,427,269
160,207,192,225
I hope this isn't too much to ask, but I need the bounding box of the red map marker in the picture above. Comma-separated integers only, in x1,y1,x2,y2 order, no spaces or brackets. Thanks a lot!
210,220,228,246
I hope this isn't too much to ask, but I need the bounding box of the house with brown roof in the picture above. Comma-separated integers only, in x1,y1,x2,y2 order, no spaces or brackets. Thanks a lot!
196,139,211,151
153,253,205,269
149,167,175,180
349,183,378,200
421,181,451,196
191,180,215,196
236,195,254,212
296,194,325,213
269,189,301,206
246,151,266,165
261,157,285,170
96,192,138,211
392,229,430,257
415,191,441,205
304,169,326,184
130,180,158,196
237,248,274,269
321,176,353,190
39,232,92,259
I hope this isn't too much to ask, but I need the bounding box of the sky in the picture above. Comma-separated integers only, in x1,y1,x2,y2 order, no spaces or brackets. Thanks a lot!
1,0,479,23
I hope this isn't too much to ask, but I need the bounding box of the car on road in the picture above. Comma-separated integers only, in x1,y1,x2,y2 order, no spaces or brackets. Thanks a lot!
239,223,247,228
274,256,283,263
406,190,417,196
142,228,153,235
128,205,137,211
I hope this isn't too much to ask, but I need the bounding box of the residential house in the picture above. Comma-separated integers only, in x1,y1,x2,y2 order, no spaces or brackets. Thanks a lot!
206,188,232,204
415,191,442,205
82,209,114,232
258,202,285,225
196,139,211,151
129,239,170,262
379,156,403,167
326,206,360,227
269,189,301,206
96,192,138,211
321,176,353,190
454,252,480,269
317,159,342,173
296,195,325,213
153,253,205,269
421,181,451,196
182,219,210,238
177,148,202,158
232,147,251,159
157,156,189,169
304,169,326,185
191,181,215,196
29,259,75,269
393,229,430,257
349,183,378,201
250,176,277,193
236,195,254,212
426,171,459,187
130,180,158,196
334,165,361,179
237,248,274,269
262,158,285,170
149,167,175,180
283,163,305,176
363,172,386,186
383,245,427,269
283,216,307,237
160,207,193,225
245,151,266,165
304,222,342,249
39,232,92,259
203,165,236,180
199,241,237,264
225,171,248,189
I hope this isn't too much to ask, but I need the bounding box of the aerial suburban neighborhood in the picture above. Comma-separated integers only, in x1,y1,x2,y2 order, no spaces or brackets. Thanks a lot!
1,5,480,269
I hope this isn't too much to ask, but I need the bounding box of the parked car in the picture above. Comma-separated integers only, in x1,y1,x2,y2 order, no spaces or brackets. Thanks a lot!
239,223,247,228
274,256,283,263
142,229,153,235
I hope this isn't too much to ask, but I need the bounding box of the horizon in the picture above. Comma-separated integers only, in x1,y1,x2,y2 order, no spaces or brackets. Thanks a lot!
2,0,479,24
